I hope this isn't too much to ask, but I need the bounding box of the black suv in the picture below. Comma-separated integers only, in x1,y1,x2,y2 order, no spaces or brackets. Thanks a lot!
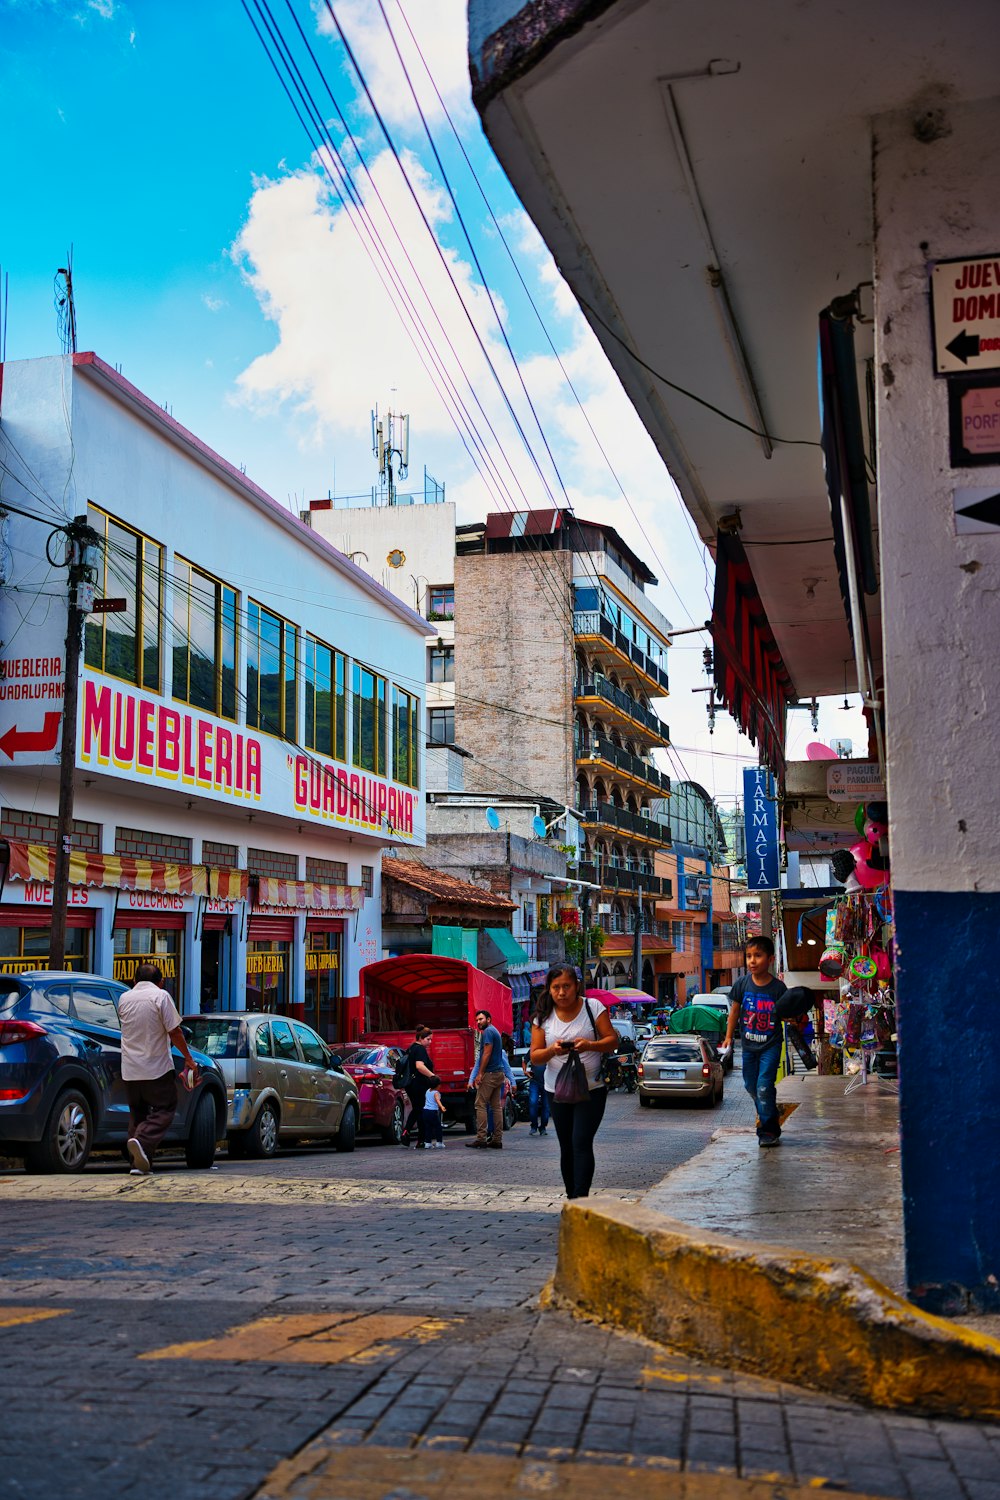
0,971,227,1173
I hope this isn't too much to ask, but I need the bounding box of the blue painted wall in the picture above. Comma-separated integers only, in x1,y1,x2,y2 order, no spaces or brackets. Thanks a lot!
895,890,1000,1311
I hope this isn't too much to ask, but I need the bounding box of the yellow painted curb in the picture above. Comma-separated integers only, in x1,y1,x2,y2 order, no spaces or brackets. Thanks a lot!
553,1200,1000,1420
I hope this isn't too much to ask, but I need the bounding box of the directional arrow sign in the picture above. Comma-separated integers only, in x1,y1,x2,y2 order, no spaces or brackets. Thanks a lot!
946,329,981,365
954,488,1000,534
932,256,1000,374
0,711,62,760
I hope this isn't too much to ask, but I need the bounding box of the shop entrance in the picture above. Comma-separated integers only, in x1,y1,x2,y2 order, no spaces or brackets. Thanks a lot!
304,922,343,1041
0,911,93,974
247,914,295,1014
113,913,185,999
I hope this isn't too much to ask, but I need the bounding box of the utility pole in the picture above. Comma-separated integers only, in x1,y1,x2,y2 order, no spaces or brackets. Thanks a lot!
49,516,98,970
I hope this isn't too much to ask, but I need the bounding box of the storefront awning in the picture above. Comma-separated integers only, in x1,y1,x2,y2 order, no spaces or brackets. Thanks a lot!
2,840,247,899
711,531,796,777
485,926,534,971
255,877,364,912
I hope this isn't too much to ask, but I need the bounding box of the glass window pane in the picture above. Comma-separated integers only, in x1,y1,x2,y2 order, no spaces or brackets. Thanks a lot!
172,558,191,703
142,539,161,690
284,626,298,741
258,608,282,735
104,519,140,685
246,602,260,729
221,587,237,720
334,652,346,761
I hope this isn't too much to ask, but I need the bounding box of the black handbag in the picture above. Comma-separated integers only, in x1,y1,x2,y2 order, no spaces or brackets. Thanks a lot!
553,1049,590,1103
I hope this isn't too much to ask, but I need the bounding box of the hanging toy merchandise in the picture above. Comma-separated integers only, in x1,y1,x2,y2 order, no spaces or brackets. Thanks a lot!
819,802,896,1086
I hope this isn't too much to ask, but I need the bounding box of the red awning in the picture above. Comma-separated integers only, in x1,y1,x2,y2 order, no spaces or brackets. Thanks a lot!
711,531,795,777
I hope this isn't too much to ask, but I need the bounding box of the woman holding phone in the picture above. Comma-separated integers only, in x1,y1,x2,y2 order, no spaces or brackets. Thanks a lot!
530,964,618,1199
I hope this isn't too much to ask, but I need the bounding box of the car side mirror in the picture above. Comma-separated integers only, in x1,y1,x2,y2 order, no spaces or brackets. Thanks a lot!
328,1052,344,1071
180,1023,194,1041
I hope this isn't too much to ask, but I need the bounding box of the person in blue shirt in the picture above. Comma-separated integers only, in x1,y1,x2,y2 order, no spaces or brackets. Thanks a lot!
465,1008,505,1149
468,1044,517,1142
721,936,787,1146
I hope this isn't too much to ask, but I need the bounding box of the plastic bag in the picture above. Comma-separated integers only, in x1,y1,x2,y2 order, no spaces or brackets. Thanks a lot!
553,1050,590,1104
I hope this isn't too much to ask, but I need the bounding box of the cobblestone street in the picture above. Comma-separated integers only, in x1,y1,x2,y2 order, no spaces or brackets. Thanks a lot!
2,1093,999,1499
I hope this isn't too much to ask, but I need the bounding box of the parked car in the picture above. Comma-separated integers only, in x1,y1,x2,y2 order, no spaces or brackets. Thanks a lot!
184,1012,358,1158
637,1033,724,1107
712,985,733,998
671,998,734,1072
334,1044,408,1144
0,971,227,1173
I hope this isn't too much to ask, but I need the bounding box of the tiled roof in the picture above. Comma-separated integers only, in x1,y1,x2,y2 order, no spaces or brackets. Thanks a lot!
381,856,515,911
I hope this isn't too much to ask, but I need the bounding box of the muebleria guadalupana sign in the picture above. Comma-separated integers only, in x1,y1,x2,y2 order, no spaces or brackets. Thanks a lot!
76,673,422,844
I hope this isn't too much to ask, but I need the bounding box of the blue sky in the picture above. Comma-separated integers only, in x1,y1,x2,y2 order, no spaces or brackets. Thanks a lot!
0,0,868,801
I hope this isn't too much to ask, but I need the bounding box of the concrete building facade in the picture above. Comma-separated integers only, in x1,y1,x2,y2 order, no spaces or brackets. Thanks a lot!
0,353,427,1037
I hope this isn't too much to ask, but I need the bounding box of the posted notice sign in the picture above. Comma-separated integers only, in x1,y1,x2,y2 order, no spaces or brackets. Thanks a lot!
932,255,1000,374
826,761,885,803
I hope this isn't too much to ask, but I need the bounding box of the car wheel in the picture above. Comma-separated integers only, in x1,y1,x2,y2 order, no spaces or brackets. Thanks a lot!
503,1097,517,1132
335,1104,357,1153
638,1093,651,1109
381,1099,405,1145
700,1087,716,1108
247,1100,280,1158
184,1092,218,1169
24,1089,93,1174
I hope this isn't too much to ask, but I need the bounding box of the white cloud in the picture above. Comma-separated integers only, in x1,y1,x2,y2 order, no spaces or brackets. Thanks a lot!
202,294,226,313
316,0,473,135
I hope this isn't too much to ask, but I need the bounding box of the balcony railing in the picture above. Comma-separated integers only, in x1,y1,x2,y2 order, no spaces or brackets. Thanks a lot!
579,801,672,845
573,611,670,693
578,736,671,795
577,861,673,900
575,677,670,743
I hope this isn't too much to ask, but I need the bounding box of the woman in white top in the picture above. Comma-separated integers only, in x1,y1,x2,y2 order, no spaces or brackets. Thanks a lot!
529,964,618,1199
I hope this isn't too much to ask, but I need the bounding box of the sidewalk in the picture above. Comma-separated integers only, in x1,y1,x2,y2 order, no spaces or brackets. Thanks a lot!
643,1070,999,1339
550,1070,1000,1422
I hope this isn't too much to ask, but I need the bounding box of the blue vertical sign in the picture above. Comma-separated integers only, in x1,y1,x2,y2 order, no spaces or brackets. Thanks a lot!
743,766,780,891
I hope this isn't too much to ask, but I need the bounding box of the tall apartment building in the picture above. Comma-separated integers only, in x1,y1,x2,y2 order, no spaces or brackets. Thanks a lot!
305,498,674,993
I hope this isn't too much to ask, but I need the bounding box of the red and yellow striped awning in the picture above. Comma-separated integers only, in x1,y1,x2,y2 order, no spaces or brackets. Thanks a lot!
3,840,248,900
254,877,364,913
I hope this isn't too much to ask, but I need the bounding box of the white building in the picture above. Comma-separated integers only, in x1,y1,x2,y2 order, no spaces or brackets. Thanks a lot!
0,353,427,1038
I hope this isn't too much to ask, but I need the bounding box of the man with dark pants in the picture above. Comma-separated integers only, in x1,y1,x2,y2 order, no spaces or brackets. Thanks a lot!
721,936,787,1147
466,1008,504,1149
119,962,199,1174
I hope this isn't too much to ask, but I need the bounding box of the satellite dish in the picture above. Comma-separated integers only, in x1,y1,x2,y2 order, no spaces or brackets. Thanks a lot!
532,815,547,839
485,807,501,831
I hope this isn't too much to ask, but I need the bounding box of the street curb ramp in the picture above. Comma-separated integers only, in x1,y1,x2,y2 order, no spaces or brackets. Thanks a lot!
553,1200,1000,1419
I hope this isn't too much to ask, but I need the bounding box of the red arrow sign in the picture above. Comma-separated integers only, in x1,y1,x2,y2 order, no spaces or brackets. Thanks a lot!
0,712,62,759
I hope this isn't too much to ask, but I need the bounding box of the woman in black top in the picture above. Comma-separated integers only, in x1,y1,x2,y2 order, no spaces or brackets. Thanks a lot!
403,1024,438,1148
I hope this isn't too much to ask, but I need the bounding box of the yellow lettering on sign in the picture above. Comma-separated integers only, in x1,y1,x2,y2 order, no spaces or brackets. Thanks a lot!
305,952,339,972
246,953,286,975
0,958,84,974
113,956,178,982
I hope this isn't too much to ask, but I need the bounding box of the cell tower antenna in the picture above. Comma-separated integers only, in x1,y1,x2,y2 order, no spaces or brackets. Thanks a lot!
54,249,77,355
371,404,410,506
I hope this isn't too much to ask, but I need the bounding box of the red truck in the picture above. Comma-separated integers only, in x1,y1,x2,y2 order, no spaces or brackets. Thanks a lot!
358,954,514,1132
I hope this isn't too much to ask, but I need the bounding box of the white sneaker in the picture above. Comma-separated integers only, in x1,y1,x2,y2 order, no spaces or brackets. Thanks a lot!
127,1138,150,1174
432,1141,445,1149
129,1167,145,1176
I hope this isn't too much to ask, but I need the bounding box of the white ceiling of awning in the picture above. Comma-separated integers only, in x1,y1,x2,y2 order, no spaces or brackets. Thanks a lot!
475,0,997,694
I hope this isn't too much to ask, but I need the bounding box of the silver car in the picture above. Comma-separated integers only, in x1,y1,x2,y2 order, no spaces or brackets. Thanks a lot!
185,1012,359,1158
637,1032,724,1108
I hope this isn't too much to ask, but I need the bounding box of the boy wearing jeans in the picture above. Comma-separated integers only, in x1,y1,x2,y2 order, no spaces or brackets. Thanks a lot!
722,936,787,1147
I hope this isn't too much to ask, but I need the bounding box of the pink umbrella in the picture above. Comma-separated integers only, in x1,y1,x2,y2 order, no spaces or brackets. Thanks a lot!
586,986,655,1005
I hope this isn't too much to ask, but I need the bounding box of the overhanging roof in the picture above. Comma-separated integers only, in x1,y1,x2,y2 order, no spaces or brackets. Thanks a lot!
470,0,997,695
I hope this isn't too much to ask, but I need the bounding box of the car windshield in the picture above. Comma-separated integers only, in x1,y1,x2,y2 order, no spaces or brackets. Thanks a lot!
185,1018,246,1058
342,1048,384,1065
645,1042,702,1061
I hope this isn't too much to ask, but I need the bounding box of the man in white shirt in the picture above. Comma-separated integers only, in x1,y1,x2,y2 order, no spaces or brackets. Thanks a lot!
119,962,199,1175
